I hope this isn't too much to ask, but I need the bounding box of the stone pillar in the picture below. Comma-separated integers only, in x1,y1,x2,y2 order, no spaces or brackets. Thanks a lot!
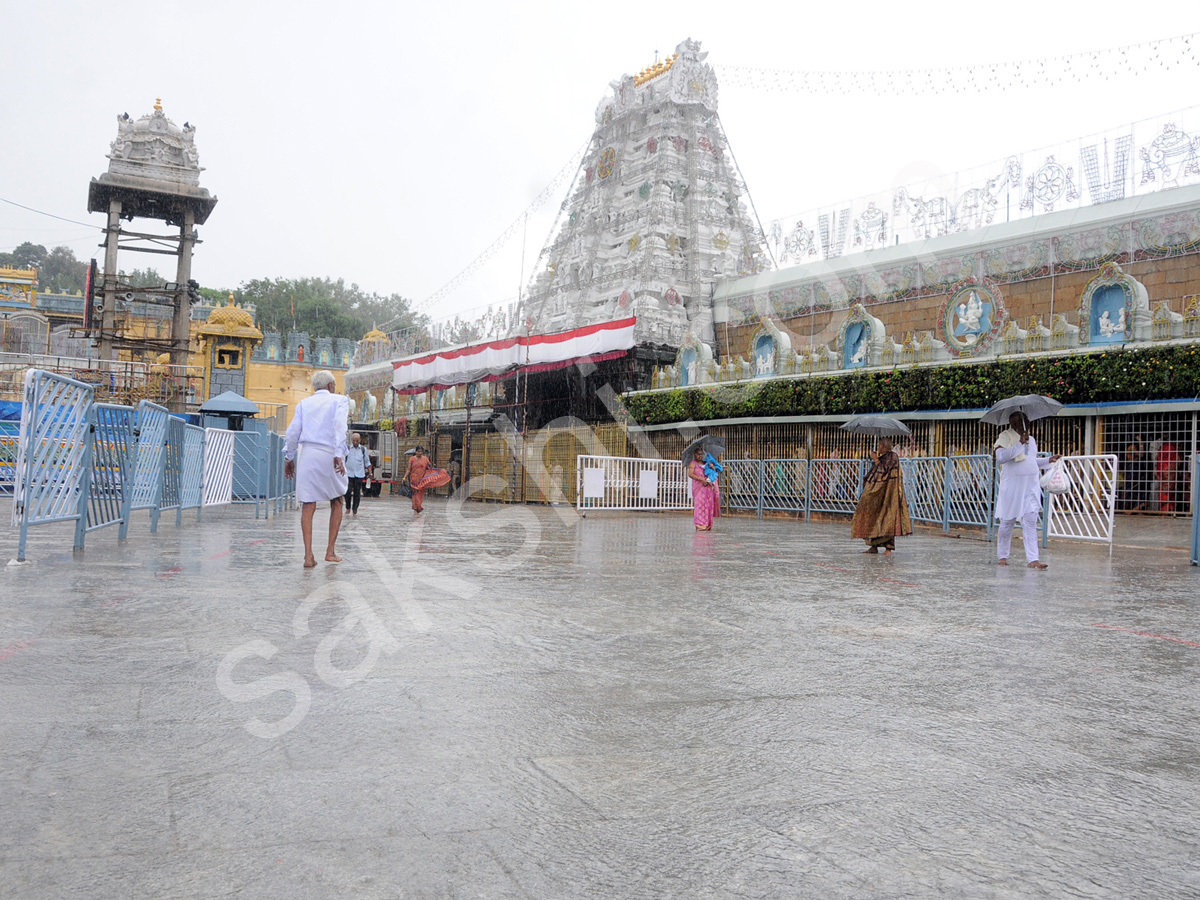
98,199,121,361
171,209,195,367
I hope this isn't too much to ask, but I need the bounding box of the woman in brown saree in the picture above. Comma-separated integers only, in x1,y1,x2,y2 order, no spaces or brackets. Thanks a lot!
851,438,913,554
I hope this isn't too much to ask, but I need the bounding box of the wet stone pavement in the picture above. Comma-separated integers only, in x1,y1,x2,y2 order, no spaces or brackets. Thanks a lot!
1,495,1199,899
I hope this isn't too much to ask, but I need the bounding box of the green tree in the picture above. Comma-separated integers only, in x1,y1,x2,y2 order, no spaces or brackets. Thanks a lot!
122,267,166,289
235,277,425,341
38,246,87,294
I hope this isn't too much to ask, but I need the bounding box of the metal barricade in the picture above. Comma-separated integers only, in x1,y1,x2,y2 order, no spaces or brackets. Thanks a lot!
156,416,185,530
944,455,995,537
178,423,205,523
575,455,690,511
761,458,809,516
1192,455,1199,566
0,420,19,497
11,370,94,561
721,459,764,516
809,458,865,516
78,403,136,546
202,427,236,507
900,457,947,527
231,431,266,517
1046,454,1119,553
121,400,170,537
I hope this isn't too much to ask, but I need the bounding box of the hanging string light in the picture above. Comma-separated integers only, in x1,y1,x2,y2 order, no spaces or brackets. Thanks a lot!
716,31,1197,96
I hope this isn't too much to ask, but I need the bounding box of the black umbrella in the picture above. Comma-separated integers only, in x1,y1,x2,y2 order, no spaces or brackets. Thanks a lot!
839,415,912,438
681,434,726,467
981,394,1063,426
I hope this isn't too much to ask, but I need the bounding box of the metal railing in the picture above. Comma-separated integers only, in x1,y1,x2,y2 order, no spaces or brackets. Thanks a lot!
576,453,1007,539
11,370,93,560
1045,455,1119,553
9,369,297,560
576,455,691,511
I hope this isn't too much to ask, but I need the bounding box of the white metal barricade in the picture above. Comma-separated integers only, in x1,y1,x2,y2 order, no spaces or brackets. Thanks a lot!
11,370,94,561
202,428,236,507
1046,454,1119,553
576,455,691,511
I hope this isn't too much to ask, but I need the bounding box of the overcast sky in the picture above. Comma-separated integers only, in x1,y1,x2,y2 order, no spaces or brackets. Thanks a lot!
2,1,1196,328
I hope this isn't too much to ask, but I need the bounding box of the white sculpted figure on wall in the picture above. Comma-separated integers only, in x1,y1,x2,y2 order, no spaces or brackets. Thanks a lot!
1098,308,1126,336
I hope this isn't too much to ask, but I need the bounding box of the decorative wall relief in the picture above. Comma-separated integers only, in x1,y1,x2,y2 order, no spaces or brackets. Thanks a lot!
1134,209,1200,258
984,240,1050,282
1053,225,1126,270
937,280,1006,358
919,254,975,291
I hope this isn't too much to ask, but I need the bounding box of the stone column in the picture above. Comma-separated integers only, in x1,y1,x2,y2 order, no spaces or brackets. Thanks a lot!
171,208,196,367
98,199,122,361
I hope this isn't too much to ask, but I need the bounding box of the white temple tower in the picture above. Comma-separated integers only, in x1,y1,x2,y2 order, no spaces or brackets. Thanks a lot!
518,38,770,348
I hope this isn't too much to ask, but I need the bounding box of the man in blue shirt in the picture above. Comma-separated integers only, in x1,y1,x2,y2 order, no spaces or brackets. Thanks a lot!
343,432,372,516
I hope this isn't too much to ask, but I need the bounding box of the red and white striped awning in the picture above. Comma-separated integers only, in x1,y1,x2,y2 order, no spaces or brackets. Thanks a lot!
392,317,636,393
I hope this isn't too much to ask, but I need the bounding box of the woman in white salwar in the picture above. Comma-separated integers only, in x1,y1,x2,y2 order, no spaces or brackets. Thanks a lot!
994,412,1061,569
284,371,350,567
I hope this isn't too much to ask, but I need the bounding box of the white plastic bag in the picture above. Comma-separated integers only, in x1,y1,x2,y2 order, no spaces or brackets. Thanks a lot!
1040,459,1072,494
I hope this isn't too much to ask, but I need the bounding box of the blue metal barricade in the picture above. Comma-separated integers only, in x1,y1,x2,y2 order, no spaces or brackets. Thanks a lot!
77,403,136,547
761,458,809,516
121,400,170,537
1192,454,1198,566
720,459,764,517
231,431,265,517
178,423,205,523
11,370,94,561
0,420,19,497
944,454,995,538
900,457,947,527
809,458,865,516
156,416,185,530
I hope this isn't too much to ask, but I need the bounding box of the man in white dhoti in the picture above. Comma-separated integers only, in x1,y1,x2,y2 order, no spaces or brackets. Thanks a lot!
284,371,350,567
994,412,1061,569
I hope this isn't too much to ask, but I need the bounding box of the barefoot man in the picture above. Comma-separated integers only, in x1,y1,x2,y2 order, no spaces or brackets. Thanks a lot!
284,370,349,567
994,411,1061,569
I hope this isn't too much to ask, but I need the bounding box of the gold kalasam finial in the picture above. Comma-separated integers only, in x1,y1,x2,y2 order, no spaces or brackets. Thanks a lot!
227,292,235,305
154,97,163,112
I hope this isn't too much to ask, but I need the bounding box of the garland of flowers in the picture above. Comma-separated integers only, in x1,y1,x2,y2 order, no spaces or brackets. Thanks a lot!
626,345,1200,425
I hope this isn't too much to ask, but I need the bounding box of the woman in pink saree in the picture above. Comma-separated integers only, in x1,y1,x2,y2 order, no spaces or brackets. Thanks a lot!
688,448,720,531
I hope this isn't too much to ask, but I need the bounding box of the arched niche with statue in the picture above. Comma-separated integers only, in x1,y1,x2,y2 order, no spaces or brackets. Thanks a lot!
746,318,792,377
675,333,714,386
834,303,885,369
1078,262,1150,346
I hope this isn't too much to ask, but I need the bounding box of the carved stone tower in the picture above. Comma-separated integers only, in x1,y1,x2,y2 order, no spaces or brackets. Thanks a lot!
517,38,770,348
87,99,217,367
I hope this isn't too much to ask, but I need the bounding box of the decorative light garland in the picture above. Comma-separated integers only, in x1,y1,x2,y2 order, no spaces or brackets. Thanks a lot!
716,31,1198,96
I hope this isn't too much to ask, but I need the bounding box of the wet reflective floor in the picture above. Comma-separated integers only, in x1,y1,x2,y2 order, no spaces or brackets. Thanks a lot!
2,498,1199,898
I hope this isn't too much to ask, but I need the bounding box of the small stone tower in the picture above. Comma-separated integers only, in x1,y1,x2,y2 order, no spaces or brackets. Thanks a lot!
196,294,263,399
